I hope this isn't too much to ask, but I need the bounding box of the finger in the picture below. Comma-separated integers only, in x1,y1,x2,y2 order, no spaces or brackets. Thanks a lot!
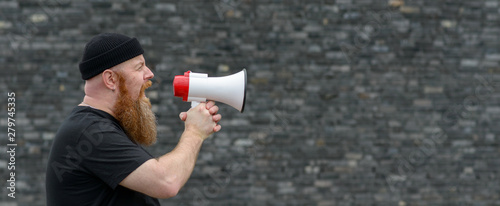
205,101,216,110
179,112,187,121
209,105,219,115
213,124,222,132
212,114,221,122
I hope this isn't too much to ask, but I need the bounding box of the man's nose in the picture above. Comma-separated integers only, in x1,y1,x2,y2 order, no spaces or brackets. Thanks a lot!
145,66,154,80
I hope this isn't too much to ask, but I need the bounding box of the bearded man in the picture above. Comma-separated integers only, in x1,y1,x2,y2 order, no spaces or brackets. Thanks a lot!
46,33,222,206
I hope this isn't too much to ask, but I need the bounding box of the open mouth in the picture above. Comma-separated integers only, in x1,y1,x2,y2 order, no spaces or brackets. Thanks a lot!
140,80,153,99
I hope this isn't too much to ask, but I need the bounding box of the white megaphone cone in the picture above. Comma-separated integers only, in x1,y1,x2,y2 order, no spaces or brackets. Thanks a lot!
173,69,247,113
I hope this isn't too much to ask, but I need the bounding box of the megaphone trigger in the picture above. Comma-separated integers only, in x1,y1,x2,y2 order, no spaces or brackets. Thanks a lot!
173,69,247,113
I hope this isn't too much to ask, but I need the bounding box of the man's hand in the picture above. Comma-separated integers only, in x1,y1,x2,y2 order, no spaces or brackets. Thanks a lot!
179,101,222,140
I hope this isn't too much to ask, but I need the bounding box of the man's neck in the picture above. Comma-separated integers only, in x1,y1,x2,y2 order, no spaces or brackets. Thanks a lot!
81,96,116,118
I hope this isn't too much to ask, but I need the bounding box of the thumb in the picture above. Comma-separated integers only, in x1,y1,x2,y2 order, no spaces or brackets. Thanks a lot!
179,112,187,121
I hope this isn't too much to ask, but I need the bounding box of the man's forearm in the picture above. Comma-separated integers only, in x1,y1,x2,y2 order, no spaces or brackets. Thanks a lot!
119,102,219,199
157,130,204,190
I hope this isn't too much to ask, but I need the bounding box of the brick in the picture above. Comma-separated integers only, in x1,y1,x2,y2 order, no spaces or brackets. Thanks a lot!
0,21,13,29
424,86,443,94
345,152,363,160
0,1,18,8
412,99,432,108
314,180,333,188
485,1,499,8
400,6,420,14
234,139,253,147
24,132,40,140
460,59,479,68
155,3,176,12
441,20,457,28
42,132,55,140
486,107,500,114
485,54,500,61
389,0,404,7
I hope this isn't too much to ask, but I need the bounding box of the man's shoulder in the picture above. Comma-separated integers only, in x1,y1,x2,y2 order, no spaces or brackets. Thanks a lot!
67,106,119,126
58,106,124,138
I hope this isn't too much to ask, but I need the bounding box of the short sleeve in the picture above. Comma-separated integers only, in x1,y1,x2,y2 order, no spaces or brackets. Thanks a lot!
77,119,154,189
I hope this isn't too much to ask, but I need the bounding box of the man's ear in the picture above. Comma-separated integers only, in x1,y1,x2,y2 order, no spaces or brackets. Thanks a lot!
102,69,117,91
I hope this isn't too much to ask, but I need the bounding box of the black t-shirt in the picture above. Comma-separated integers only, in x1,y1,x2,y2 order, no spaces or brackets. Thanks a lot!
46,106,160,206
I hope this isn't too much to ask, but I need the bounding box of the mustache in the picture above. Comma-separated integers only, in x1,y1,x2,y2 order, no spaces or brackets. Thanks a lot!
142,80,152,90
139,80,153,98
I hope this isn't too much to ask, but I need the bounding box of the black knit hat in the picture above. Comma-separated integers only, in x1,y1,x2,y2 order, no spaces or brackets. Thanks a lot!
79,33,144,80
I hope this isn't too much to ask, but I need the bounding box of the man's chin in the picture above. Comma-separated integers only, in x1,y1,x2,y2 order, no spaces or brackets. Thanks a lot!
141,97,152,108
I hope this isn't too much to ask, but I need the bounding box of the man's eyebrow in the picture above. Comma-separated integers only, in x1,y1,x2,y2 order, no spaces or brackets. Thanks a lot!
135,61,144,68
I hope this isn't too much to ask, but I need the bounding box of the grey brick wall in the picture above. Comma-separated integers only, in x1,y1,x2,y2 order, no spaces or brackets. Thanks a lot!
1,0,500,205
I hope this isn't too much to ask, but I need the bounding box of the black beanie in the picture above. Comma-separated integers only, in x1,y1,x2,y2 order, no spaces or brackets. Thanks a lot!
79,33,144,80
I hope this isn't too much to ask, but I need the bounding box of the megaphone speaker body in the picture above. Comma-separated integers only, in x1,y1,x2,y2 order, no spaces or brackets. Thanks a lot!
173,69,247,112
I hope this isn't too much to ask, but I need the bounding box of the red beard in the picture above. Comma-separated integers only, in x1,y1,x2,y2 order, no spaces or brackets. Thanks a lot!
114,73,157,146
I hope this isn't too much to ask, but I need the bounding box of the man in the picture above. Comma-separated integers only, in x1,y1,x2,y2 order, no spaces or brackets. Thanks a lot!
46,33,222,205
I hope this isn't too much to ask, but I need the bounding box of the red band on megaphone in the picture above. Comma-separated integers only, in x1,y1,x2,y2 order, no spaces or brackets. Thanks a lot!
173,71,191,101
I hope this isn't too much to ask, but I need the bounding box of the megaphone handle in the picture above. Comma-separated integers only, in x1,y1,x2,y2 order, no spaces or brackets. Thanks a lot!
191,101,200,108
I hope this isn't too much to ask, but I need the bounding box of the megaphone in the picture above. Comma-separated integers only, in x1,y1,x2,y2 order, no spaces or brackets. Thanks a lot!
173,69,247,113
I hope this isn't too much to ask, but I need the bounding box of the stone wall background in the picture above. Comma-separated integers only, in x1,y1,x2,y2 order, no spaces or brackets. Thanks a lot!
1,0,500,205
